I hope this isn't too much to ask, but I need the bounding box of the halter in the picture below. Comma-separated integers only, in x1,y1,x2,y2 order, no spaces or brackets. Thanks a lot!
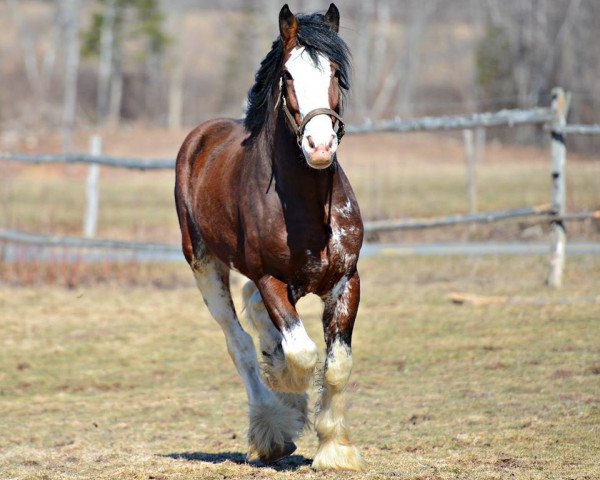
276,76,346,148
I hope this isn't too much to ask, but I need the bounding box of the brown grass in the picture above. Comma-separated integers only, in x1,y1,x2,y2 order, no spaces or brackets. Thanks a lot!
1,256,599,479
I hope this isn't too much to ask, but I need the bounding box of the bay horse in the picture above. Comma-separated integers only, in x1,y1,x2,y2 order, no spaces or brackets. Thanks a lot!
175,3,363,471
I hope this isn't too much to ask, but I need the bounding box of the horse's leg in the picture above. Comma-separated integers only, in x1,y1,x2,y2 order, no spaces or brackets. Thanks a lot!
242,281,309,427
191,256,303,463
312,271,363,471
254,275,319,393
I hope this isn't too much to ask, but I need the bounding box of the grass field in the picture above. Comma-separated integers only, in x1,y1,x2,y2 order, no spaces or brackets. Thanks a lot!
1,256,599,479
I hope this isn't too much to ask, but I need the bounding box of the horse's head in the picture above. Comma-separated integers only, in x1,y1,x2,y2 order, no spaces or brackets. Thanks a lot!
278,4,346,170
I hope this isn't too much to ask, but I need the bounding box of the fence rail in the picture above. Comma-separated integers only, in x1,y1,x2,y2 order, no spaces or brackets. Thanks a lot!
553,124,600,135
0,111,596,171
364,205,554,232
345,108,554,135
0,229,180,252
0,107,562,170
0,151,175,170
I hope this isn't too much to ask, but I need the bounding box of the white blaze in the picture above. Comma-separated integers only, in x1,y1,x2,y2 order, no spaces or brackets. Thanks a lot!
284,47,337,157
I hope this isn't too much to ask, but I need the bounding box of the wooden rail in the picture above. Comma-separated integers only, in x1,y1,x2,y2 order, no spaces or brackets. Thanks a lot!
364,205,553,232
344,108,554,134
0,151,175,170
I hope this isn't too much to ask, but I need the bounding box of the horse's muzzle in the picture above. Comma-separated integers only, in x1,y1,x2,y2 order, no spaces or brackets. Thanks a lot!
303,133,337,169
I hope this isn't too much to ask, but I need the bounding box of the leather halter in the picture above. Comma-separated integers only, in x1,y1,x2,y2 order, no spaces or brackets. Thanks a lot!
276,76,346,148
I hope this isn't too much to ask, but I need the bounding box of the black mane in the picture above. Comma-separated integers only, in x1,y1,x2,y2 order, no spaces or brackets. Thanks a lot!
243,12,351,140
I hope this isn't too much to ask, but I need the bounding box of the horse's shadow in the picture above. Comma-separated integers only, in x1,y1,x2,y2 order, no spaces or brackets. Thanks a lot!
161,451,312,472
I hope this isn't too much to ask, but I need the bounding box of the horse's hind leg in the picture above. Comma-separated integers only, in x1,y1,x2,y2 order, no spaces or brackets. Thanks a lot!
242,281,309,428
190,255,303,463
313,272,363,471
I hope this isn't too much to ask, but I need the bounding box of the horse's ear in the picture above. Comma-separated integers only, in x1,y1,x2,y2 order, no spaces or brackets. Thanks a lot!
279,4,298,46
324,3,340,33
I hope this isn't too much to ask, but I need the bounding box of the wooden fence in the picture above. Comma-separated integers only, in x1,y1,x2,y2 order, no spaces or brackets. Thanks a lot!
1,87,600,287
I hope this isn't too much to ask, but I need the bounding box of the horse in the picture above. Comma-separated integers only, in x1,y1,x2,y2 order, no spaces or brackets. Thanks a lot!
174,3,363,471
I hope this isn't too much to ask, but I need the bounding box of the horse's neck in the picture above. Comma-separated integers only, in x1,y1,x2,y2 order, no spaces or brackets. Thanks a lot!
269,121,333,211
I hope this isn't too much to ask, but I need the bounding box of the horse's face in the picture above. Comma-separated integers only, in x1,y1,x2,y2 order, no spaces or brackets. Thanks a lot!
278,3,343,170
282,47,342,169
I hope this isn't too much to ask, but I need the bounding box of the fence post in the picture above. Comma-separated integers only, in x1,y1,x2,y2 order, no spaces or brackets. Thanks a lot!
463,129,477,214
547,87,570,288
84,135,101,238
475,127,485,164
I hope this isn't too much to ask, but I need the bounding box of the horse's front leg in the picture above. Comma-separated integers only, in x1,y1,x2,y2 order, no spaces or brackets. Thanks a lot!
313,271,363,471
256,275,319,393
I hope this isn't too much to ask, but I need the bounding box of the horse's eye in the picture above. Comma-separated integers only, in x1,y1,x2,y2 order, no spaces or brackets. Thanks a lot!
282,71,293,82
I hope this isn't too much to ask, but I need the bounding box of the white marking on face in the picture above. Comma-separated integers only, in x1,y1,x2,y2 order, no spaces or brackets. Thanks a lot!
284,47,338,164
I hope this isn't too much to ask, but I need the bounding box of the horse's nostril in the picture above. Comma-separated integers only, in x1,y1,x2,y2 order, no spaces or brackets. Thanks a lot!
328,135,335,149
307,136,316,149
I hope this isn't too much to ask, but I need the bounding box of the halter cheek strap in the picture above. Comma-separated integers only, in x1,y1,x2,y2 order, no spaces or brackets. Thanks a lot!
277,77,346,148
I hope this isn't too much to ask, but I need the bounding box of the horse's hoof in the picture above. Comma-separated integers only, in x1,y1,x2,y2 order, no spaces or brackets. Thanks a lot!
259,441,297,464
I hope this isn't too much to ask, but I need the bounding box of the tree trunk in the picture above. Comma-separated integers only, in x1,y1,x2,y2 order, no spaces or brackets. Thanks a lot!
107,57,123,128
395,0,439,116
166,8,184,130
168,54,184,130
8,0,45,108
61,0,81,153
97,0,116,124
352,2,375,119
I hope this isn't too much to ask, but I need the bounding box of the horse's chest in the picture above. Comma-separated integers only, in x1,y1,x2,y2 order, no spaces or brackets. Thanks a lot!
327,222,359,271
292,222,359,296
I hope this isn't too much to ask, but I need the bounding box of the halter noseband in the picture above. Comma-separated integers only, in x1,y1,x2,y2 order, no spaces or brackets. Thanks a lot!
276,76,346,148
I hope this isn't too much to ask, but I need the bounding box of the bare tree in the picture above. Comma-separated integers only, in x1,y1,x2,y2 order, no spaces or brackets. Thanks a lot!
96,0,116,124
394,0,439,116
350,0,438,120
166,6,184,130
8,0,61,121
61,0,82,152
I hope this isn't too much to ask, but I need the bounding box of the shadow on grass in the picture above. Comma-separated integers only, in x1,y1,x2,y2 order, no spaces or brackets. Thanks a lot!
161,451,312,472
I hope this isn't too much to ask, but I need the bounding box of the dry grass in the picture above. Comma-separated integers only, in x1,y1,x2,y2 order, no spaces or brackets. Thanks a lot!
1,256,599,479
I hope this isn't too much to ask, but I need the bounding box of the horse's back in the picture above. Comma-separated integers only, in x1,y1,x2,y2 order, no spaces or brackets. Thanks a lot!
175,118,246,264
176,118,244,182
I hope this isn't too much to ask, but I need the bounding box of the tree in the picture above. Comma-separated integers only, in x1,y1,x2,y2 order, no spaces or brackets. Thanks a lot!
82,0,170,126
61,0,82,152
7,0,61,123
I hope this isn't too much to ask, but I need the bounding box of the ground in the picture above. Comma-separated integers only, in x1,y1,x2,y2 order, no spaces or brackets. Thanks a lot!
1,256,599,479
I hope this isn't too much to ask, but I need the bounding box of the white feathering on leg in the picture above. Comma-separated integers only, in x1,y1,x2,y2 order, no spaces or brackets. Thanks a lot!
312,339,363,471
247,399,304,462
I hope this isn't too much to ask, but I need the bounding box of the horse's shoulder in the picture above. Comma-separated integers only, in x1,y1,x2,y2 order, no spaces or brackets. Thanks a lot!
179,118,243,154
